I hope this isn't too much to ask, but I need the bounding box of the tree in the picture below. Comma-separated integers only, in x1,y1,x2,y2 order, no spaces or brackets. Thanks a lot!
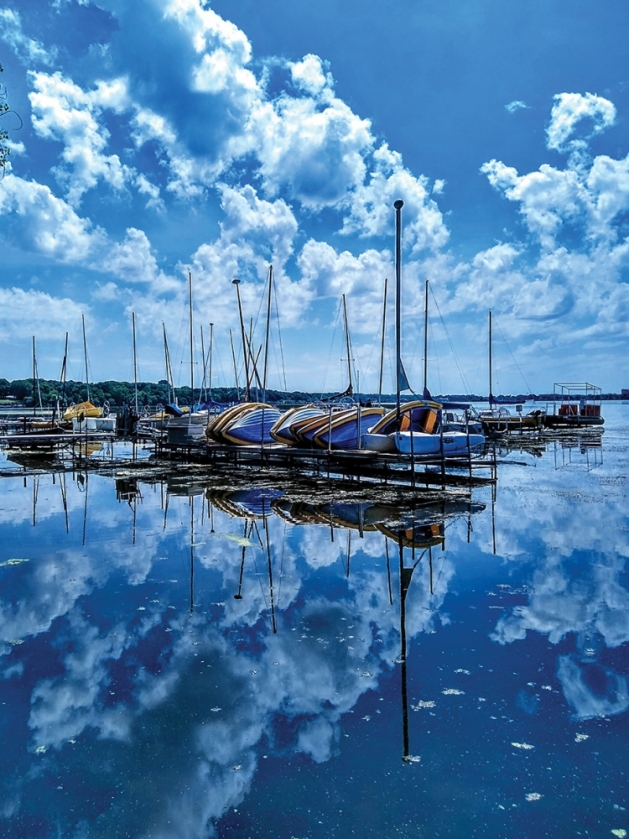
0,63,22,178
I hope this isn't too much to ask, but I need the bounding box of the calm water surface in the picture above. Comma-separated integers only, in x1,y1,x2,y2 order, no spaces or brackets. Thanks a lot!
1,405,628,838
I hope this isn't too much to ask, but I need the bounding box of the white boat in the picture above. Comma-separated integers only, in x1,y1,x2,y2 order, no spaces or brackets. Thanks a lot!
72,414,117,433
394,429,485,456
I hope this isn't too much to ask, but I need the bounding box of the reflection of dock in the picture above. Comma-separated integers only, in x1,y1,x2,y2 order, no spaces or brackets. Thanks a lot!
155,440,496,491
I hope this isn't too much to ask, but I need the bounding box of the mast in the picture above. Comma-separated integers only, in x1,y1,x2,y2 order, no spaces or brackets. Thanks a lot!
229,328,240,399
132,312,138,413
488,310,493,406
232,279,250,402
32,336,42,415
188,271,194,410
342,293,353,394
209,323,214,402
423,280,429,398
162,323,175,404
379,278,388,402
81,313,90,403
394,199,404,425
59,332,69,410
200,325,207,405
262,265,273,403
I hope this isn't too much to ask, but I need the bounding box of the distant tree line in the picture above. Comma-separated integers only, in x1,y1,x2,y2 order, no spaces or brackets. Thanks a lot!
0,378,624,408
0,378,322,408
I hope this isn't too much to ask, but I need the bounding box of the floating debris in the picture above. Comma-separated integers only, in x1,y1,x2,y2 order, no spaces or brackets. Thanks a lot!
413,700,436,710
362,715,371,722
442,689,465,696
454,669,470,675
0,558,30,567
232,765,242,771
525,793,542,801
541,685,552,691
210,707,221,713
575,733,589,743
611,831,627,838
402,755,421,764
34,745,47,754
512,742,535,750
9,639,24,646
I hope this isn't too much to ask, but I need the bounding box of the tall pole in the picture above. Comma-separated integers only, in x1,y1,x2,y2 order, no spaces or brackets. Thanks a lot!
262,265,273,403
379,277,388,402
423,279,429,398
163,323,175,404
60,332,68,409
229,328,240,398
488,310,493,406
394,199,404,425
232,279,250,402
200,325,207,405
209,323,214,401
342,293,353,394
188,271,194,409
132,312,138,413
82,312,90,403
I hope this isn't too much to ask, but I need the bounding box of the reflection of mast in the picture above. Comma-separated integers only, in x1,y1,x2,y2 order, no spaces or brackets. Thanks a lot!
190,495,195,614
234,521,249,600
263,501,277,634
346,530,352,578
59,471,69,533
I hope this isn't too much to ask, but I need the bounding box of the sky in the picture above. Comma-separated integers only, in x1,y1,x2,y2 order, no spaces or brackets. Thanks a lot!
1,0,628,396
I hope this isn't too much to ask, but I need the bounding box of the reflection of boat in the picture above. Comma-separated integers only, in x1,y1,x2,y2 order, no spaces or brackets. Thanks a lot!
208,488,285,519
543,383,604,428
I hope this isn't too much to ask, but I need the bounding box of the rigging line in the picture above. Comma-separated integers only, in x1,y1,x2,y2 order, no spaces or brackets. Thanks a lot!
320,298,343,396
494,317,533,393
429,286,472,394
272,278,288,392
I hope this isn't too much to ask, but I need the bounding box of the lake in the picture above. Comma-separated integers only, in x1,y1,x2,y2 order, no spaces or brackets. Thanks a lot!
1,404,628,838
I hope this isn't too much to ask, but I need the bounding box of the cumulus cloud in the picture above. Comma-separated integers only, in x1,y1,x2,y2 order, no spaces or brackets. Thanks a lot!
546,92,616,153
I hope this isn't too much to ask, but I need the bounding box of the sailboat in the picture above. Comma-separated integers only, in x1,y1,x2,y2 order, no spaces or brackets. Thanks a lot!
363,201,484,456
165,273,210,445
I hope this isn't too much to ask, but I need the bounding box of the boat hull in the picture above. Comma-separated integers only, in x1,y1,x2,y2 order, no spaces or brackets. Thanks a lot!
394,431,485,456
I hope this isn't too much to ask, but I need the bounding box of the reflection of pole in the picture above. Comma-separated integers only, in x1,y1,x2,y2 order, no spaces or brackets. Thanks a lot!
234,521,248,600
385,539,393,605
264,507,277,633
399,535,410,762
190,495,195,613
346,531,352,578
60,471,69,534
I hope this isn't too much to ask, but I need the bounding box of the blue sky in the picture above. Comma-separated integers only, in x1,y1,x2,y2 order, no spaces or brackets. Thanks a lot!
1,0,628,395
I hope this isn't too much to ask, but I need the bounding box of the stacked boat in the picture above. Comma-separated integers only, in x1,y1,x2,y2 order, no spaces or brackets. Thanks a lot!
206,402,282,445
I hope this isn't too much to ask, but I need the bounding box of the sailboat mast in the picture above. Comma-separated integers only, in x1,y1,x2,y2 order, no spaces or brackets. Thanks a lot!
59,332,68,409
32,336,42,415
262,265,273,403
200,325,207,405
209,323,214,401
229,328,240,398
188,271,194,409
394,199,404,424
342,293,353,394
379,278,388,402
81,313,90,402
488,310,493,406
132,312,139,413
162,323,175,404
423,280,429,397
232,279,250,402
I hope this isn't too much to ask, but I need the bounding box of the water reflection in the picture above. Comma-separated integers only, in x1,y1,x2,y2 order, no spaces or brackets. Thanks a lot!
0,410,628,838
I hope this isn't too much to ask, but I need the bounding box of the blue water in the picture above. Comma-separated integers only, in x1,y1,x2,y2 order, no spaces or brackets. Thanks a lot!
0,406,628,838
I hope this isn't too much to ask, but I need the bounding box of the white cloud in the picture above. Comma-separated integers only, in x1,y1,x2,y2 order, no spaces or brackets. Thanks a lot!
546,92,616,153
0,173,104,261
0,287,86,342
505,100,529,114
0,8,56,66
